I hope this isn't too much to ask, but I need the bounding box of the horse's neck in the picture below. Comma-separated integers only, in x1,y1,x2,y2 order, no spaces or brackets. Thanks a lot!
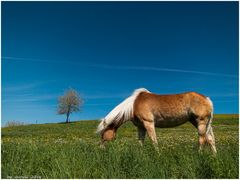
112,117,130,130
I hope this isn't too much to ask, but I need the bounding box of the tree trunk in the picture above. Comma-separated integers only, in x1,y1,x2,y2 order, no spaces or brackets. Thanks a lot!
65,105,72,123
66,110,70,123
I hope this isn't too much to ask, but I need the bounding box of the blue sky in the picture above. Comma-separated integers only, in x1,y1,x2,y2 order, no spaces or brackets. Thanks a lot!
1,2,239,125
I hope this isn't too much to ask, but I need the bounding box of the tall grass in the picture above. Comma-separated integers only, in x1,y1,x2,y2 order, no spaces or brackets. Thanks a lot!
1,115,239,178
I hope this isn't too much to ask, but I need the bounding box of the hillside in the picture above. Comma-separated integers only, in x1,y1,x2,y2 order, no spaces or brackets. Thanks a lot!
1,114,239,179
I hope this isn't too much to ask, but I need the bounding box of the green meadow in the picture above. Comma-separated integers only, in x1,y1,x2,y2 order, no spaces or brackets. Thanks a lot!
1,114,239,179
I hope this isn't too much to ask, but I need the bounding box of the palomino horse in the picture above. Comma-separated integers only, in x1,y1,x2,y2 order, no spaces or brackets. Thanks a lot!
97,88,216,153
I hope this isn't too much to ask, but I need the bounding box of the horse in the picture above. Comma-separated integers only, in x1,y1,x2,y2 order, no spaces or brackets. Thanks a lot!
97,88,216,153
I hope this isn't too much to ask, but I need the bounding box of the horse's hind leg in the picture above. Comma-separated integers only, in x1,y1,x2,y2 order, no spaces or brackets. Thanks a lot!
191,115,216,153
189,118,205,150
197,117,208,152
189,117,207,152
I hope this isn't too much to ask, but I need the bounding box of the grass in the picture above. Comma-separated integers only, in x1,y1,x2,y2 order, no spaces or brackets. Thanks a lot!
1,114,239,178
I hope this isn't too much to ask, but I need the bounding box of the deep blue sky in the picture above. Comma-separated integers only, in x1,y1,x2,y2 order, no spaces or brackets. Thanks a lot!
2,2,239,125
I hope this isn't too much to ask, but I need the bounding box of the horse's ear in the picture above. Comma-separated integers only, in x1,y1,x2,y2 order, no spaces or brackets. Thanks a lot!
103,119,107,127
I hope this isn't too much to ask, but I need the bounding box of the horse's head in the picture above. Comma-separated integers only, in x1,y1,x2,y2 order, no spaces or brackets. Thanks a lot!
101,128,116,142
99,127,117,148
97,118,118,148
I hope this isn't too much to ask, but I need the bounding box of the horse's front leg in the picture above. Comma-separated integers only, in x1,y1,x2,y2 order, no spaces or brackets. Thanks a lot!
137,127,146,146
142,121,159,150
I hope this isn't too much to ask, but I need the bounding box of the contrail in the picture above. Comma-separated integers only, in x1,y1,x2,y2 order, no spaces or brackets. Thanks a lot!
2,56,238,78
87,64,238,78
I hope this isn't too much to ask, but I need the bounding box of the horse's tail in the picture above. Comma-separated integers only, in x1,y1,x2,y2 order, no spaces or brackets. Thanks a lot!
96,88,150,134
206,97,214,135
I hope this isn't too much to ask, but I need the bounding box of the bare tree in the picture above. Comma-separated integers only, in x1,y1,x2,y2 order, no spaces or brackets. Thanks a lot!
57,88,83,123
5,120,26,127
